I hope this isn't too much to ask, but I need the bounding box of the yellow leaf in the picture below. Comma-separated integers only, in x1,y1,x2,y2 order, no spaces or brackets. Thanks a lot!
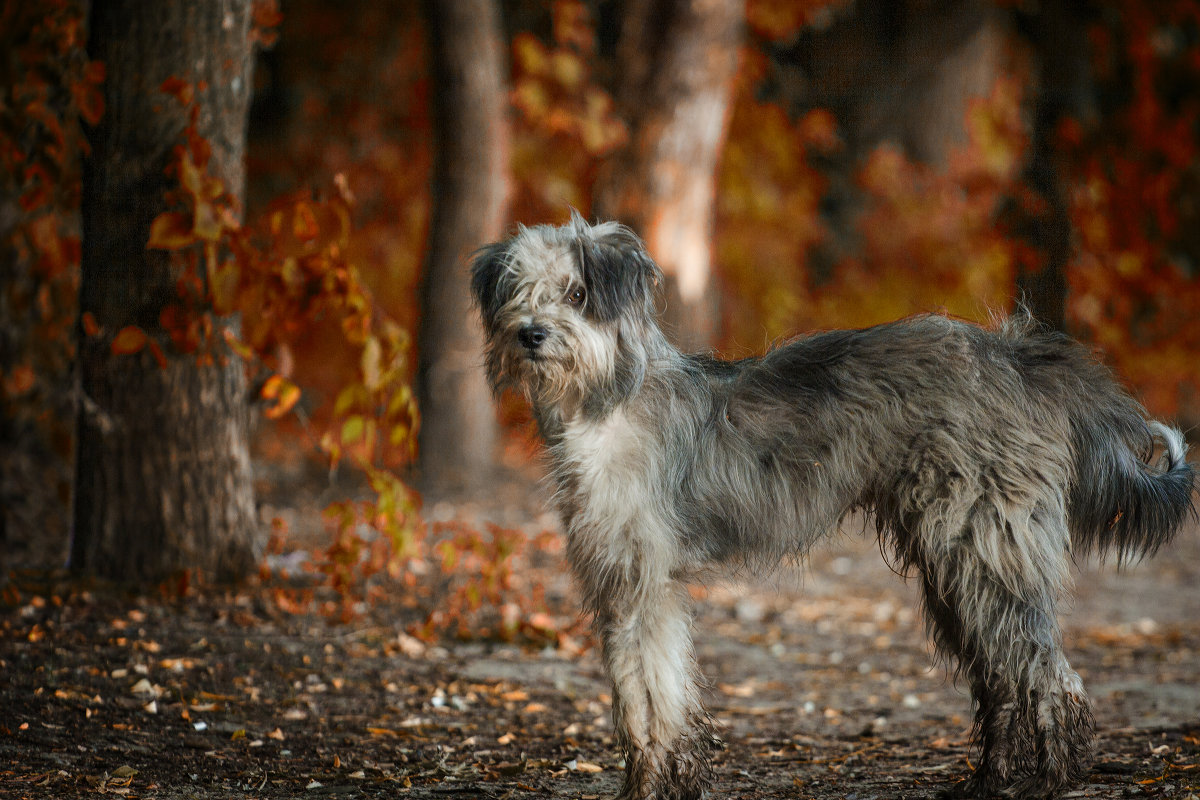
194,198,223,241
147,211,194,250
341,415,365,444
265,381,301,419
261,374,284,399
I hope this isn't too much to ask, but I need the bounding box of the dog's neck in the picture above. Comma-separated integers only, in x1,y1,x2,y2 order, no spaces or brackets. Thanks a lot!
534,321,680,441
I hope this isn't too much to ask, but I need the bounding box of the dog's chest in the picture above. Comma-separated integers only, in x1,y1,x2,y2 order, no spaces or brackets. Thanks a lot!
554,409,678,578
556,409,646,503
554,409,667,535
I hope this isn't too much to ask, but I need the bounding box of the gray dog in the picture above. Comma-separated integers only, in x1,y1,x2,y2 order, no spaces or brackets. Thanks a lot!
470,214,1196,800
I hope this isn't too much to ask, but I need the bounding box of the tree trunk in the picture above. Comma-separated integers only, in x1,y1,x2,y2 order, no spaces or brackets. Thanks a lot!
1012,1,1093,332
416,0,508,497
594,0,742,353
72,0,260,583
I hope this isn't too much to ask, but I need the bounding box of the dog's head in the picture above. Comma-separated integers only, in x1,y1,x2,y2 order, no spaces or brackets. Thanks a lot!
471,212,663,409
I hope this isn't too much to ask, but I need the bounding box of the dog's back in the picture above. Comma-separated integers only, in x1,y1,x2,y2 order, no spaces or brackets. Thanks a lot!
724,312,1195,564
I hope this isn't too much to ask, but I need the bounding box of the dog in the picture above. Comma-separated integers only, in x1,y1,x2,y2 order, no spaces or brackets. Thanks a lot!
470,213,1196,800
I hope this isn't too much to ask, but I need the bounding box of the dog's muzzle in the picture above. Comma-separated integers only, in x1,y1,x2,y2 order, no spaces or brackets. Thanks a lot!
518,324,549,354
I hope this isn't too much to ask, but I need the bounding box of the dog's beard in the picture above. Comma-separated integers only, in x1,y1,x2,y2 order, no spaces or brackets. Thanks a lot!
489,321,620,411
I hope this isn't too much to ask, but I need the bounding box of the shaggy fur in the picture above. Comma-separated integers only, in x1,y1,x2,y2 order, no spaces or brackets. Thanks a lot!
471,214,1196,800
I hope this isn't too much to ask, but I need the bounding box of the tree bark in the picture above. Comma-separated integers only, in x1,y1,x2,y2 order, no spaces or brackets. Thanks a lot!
416,0,508,497
594,0,742,353
72,0,260,583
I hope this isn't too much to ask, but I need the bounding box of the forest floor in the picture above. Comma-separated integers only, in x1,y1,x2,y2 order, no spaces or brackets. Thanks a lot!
2,481,1199,800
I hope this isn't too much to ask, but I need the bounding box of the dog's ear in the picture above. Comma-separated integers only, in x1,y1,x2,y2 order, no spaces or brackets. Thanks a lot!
578,229,662,323
470,240,511,330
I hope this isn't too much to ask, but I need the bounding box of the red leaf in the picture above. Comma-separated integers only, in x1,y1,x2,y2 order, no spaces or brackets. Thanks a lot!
81,311,100,336
111,326,148,355
146,339,169,369
72,69,105,126
160,77,193,106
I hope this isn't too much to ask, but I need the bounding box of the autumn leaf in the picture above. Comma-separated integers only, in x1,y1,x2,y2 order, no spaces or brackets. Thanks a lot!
147,211,195,250
82,311,100,336
72,61,106,126
260,374,285,399
250,0,283,47
222,329,256,361
111,326,148,355
160,76,194,106
147,339,169,369
3,365,36,396
264,379,301,419
341,415,365,444
193,199,224,241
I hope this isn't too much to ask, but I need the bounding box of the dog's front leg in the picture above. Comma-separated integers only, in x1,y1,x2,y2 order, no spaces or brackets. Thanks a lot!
594,579,719,800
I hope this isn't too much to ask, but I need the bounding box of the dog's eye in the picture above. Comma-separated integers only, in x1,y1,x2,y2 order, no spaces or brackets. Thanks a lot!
566,287,586,306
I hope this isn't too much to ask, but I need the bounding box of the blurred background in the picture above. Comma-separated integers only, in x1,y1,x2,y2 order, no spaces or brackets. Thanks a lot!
2,0,1199,597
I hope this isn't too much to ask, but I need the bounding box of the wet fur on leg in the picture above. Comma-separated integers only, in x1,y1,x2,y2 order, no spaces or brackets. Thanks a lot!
471,213,1197,800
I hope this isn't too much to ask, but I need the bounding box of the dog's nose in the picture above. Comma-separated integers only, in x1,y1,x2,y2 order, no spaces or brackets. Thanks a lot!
518,324,548,351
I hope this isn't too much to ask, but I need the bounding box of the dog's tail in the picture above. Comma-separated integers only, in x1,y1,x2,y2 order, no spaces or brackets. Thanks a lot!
1068,412,1196,561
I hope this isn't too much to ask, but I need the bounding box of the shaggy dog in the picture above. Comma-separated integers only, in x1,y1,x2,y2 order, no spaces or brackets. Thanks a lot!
470,214,1195,799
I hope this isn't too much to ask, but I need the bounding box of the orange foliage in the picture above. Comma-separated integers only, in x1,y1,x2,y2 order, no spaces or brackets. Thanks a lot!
1,0,96,381
1059,2,1200,415
810,77,1027,329
718,58,1028,351
0,0,97,526
509,0,626,224
245,3,431,438
139,82,420,607
715,49,830,348
746,0,852,42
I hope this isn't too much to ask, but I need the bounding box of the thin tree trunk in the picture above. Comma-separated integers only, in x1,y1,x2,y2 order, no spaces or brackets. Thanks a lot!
1012,1,1092,332
72,0,260,583
1014,109,1069,331
417,0,508,497
595,0,742,353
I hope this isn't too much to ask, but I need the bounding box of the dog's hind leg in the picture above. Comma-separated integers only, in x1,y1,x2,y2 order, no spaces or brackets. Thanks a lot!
594,578,719,800
915,506,1095,799
919,573,1023,794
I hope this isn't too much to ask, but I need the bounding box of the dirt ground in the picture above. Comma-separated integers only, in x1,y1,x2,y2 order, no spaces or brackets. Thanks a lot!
2,496,1199,800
